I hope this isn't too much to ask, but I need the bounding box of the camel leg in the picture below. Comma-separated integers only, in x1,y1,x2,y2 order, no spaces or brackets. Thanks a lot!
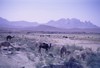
8,46,11,53
60,51,63,57
45,48,48,53
39,48,41,53
6,37,9,41
0,47,2,54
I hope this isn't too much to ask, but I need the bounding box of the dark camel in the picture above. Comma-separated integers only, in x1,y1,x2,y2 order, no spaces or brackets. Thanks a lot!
60,46,72,57
0,41,15,51
60,46,67,57
39,43,51,52
6,35,14,41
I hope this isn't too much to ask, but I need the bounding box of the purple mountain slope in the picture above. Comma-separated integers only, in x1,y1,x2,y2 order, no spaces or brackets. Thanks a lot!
0,17,100,33
0,17,39,28
11,21,38,27
0,17,11,28
23,24,64,32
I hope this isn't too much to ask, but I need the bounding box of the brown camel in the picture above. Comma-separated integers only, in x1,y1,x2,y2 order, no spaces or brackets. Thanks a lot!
39,43,51,52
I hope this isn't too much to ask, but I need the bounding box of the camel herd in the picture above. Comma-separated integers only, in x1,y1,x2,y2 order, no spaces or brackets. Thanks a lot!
0,35,53,53
0,35,65,55
0,35,96,60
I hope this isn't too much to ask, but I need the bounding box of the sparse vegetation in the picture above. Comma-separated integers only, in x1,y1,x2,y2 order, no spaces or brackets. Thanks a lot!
0,32,100,68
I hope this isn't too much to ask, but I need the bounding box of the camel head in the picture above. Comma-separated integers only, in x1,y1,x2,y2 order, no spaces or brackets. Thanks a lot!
12,36,15,38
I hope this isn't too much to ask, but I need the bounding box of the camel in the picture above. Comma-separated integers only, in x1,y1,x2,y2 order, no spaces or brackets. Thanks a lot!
60,46,72,57
6,35,14,41
39,43,51,52
0,41,15,51
60,46,67,57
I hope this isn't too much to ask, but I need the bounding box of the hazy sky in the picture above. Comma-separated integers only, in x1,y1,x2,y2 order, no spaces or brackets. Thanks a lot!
0,0,100,26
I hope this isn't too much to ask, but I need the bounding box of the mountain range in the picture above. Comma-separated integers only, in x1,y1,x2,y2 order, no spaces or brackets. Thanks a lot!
46,18,98,29
0,17,100,33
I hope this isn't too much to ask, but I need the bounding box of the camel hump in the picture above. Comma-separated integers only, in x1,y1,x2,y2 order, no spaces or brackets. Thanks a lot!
43,43,47,45
41,43,48,46
7,35,11,37
7,35,14,38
